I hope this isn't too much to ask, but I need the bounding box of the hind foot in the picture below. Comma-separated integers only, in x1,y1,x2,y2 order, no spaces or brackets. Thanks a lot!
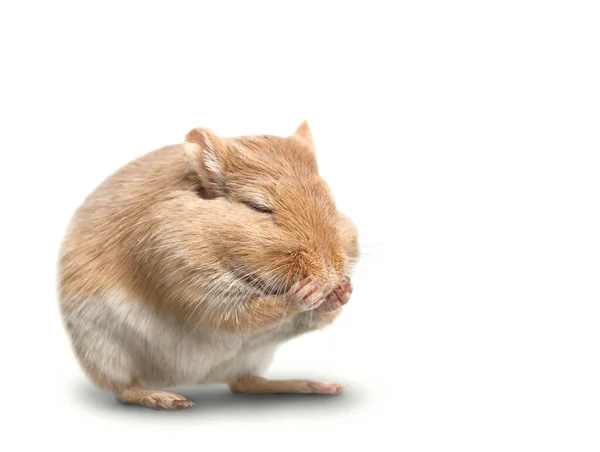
117,386,195,410
229,375,343,395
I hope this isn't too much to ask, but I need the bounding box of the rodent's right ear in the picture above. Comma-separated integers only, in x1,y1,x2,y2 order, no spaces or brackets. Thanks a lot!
183,128,229,198
290,120,315,153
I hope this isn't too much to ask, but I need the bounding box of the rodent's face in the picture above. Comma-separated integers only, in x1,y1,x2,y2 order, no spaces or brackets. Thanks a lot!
224,135,346,294
184,125,355,295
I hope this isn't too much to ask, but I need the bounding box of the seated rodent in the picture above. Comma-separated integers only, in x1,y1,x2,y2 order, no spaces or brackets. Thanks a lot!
58,121,359,409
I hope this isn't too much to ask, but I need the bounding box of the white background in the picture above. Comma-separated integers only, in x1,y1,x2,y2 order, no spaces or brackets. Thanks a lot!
1,1,599,451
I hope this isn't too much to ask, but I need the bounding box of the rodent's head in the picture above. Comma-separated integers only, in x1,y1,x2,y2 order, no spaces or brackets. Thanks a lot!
182,122,354,295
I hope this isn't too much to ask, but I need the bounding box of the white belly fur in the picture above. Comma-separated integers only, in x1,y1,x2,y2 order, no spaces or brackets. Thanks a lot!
62,291,284,389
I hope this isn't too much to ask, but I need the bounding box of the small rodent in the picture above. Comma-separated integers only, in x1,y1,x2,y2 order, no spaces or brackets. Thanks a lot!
58,121,359,409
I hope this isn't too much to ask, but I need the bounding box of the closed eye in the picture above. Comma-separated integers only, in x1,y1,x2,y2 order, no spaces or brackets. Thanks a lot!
244,202,274,214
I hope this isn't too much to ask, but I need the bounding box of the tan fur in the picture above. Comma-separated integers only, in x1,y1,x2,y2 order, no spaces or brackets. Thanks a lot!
58,122,359,408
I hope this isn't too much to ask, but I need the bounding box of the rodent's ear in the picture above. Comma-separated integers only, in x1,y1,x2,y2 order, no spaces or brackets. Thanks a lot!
183,128,229,198
290,120,315,153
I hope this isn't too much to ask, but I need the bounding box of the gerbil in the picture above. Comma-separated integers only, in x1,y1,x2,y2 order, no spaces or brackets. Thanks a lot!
58,121,359,409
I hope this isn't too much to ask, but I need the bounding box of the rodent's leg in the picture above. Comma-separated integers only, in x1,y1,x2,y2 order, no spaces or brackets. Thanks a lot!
63,299,195,410
115,384,195,410
63,300,136,388
72,339,195,409
316,276,353,313
72,333,195,409
209,277,327,334
273,277,352,338
229,375,343,395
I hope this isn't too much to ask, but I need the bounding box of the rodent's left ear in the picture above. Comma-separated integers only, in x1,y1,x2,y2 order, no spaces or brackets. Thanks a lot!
183,128,229,198
290,120,315,153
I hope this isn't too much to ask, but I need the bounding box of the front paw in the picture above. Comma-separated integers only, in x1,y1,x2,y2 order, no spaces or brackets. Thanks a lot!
317,276,353,313
288,278,326,311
